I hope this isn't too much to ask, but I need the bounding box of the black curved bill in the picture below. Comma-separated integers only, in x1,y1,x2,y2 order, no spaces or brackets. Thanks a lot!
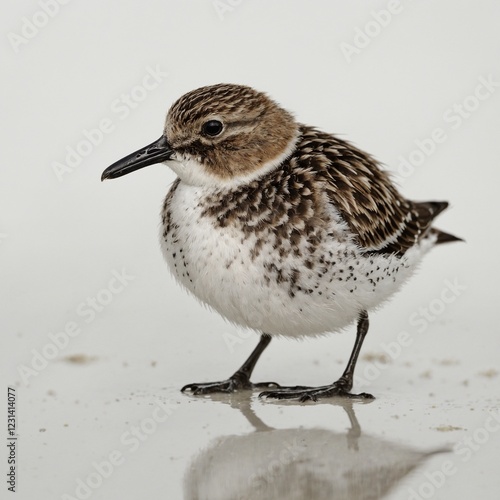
101,136,173,181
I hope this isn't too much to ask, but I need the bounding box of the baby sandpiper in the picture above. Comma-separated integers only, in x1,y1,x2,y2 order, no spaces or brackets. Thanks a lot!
102,83,461,402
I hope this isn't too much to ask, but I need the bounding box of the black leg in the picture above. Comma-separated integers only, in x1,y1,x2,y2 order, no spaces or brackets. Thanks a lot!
335,310,369,392
182,333,280,395
260,311,375,402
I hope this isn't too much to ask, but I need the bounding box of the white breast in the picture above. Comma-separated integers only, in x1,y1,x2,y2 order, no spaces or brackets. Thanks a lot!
160,181,432,338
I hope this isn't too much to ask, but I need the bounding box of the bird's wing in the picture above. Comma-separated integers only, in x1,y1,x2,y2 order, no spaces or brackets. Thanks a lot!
298,127,446,256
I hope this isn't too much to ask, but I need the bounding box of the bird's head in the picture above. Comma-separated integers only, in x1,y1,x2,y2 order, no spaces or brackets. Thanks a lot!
102,83,299,187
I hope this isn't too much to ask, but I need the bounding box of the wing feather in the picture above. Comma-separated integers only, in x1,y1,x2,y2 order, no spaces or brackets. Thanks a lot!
296,126,448,256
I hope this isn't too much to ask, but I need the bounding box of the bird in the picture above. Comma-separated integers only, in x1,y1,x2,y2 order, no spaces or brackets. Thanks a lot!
101,83,462,402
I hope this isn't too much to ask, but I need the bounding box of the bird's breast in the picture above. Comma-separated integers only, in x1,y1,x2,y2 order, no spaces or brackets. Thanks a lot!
159,179,425,336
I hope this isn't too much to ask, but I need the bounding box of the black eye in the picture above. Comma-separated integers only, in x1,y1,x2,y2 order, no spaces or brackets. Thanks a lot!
202,120,223,137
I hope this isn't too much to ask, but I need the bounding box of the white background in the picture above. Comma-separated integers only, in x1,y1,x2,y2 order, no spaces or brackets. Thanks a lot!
1,1,500,499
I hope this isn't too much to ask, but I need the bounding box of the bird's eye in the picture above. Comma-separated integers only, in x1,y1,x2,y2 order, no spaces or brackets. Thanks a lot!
202,120,224,137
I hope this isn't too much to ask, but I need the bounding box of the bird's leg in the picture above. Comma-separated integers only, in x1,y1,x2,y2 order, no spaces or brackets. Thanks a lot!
181,333,280,395
334,310,370,393
260,311,375,402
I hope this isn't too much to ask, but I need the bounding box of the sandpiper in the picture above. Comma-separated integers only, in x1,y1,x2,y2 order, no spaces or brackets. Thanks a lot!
102,83,461,402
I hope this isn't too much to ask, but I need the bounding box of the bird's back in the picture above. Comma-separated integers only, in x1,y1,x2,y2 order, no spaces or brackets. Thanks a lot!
295,125,460,255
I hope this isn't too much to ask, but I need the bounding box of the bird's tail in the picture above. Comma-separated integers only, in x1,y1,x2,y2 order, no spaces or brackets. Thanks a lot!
416,200,449,219
416,200,464,245
431,228,464,245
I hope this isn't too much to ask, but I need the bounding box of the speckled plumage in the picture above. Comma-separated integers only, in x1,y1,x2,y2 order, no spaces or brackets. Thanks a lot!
103,83,461,400
159,120,455,336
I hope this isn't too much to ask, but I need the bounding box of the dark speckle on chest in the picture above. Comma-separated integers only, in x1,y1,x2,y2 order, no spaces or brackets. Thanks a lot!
200,162,334,262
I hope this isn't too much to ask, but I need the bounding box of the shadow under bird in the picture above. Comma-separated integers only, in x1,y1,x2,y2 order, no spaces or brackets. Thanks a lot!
102,83,462,402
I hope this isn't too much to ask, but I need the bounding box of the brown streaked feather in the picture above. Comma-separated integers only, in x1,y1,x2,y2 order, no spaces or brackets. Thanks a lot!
295,126,453,256
167,122,459,258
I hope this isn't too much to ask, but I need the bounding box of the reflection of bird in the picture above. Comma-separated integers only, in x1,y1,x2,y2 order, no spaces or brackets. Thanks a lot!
183,397,443,500
102,83,462,401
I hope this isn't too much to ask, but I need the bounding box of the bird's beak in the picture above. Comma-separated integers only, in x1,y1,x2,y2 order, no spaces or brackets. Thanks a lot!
101,136,174,181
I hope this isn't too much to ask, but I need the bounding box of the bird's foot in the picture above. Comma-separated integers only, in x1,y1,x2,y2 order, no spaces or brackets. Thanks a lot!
181,371,280,395
259,379,374,402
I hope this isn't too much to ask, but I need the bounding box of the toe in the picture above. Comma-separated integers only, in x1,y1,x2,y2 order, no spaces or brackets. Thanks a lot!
259,390,280,399
358,392,375,400
260,390,300,400
193,386,208,395
299,393,318,403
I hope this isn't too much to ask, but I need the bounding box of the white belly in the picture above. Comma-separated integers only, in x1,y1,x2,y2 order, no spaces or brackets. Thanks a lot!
160,181,430,337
